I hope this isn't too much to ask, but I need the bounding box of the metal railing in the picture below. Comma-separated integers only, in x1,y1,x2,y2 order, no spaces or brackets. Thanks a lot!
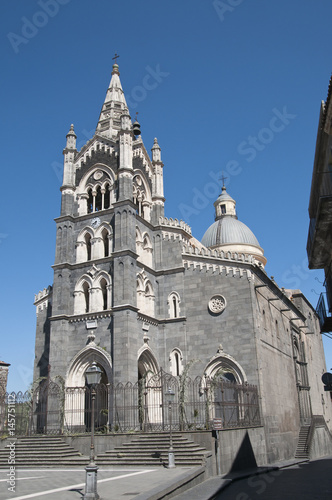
0,371,261,436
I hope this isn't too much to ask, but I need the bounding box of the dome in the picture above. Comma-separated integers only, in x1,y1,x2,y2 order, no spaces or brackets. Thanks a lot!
201,217,260,248
200,185,267,266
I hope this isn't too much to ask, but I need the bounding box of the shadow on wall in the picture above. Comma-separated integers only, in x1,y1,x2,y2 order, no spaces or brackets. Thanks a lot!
230,431,258,472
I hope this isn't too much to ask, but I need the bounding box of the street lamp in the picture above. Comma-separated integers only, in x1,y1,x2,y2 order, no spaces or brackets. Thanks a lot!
84,361,102,500
165,387,176,468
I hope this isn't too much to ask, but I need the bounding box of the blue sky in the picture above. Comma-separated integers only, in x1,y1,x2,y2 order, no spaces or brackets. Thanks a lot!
1,0,331,392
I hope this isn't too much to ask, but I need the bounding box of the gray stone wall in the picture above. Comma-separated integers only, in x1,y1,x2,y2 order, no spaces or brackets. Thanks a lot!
33,299,51,381
310,425,332,459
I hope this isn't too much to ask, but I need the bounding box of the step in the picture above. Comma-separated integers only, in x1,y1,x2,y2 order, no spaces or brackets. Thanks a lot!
118,443,203,449
102,450,204,457
0,433,210,468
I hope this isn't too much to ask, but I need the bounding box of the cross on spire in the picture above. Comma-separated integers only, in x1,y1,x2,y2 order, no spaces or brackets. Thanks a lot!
112,53,120,64
219,173,228,187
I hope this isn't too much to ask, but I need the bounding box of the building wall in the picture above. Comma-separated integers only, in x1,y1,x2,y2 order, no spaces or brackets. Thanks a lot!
32,70,332,465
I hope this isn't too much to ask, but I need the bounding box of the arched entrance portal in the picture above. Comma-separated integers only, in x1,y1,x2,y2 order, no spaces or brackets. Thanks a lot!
204,347,247,427
65,343,112,432
84,366,109,432
137,347,162,430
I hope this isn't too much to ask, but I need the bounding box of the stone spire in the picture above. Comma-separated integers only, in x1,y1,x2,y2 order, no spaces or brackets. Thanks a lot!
96,62,129,139
61,124,77,215
151,138,165,223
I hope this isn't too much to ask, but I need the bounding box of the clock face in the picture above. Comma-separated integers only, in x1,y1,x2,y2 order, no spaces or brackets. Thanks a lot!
91,217,101,228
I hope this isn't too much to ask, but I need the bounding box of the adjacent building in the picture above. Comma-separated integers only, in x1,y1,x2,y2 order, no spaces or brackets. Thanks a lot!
307,75,332,332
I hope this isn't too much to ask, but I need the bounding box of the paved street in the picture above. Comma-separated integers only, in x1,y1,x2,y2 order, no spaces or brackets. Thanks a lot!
214,458,332,500
0,466,188,500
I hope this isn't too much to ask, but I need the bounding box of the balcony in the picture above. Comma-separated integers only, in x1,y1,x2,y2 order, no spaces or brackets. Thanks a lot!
316,293,332,333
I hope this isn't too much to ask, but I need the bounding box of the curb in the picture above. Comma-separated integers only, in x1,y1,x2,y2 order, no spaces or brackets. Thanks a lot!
133,466,206,500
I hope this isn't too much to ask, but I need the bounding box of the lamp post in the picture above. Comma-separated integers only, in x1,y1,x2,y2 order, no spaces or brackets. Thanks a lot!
165,387,176,468
84,361,102,500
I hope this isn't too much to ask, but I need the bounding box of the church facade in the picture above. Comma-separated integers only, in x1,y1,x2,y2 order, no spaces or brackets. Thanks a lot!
33,62,332,463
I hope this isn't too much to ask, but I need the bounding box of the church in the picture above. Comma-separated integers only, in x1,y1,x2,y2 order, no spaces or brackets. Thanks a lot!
33,61,332,464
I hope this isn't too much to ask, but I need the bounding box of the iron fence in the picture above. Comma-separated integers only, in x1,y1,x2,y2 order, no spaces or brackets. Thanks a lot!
0,371,261,436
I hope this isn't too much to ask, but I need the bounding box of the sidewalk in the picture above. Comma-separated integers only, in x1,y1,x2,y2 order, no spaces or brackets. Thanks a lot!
170,458,312,500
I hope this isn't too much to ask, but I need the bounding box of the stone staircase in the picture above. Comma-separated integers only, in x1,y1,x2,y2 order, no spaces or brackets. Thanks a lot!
295,425,310,459
0,433,210,468
96,433,210,467
0,436,88,468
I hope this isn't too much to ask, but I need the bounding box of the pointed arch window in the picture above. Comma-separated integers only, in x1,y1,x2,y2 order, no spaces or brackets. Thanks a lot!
173,296,178,318
85,233,92,261
83,282,90,313
137,233,152,267
169,348,183,376
136,274,155,317
104,183,110,210
175,352,180,376
87,189,93,214
100,278,108,310
102,228,109,257
168,292,181,319
95,186,102,211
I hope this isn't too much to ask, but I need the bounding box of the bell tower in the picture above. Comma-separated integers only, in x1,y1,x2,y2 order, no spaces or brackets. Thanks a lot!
34,58,166,386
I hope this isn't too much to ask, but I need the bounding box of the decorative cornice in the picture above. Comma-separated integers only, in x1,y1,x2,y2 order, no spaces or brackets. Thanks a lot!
158,316,187,324
52,255,113,271
75,137,117,170
34,286,52,305
112,304,139,313
137,313,159,326
182,242,255,264
49,312,112,323
183,260,254,282
159,217,192,235
133,142,153,179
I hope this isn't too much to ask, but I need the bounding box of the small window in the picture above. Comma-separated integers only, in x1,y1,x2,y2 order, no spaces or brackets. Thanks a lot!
174,352,180,376
95,186,102,211
220,204,226,214
172,296,178,318
85,233,92,261
104,184,110,209
170,349,183,376
83,282,90,313
100,278,107,310
168,292,181,319
276,320,280,337
87,189,93,213
102,228,109,257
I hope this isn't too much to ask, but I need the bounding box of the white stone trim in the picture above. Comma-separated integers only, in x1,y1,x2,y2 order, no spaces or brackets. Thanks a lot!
66,342,112,388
